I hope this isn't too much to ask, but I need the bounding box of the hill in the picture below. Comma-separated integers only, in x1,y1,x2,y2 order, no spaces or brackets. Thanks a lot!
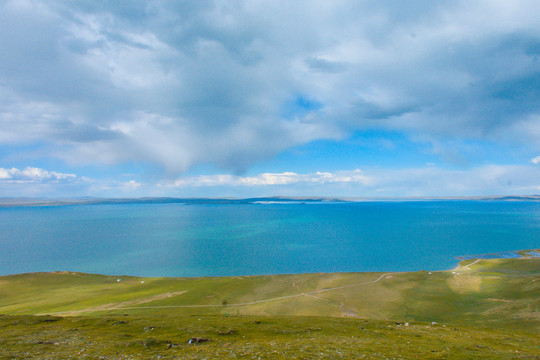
0,257,538,358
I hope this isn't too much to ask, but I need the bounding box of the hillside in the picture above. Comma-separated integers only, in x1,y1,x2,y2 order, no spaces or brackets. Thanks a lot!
0,257,538,359
1,258,538,329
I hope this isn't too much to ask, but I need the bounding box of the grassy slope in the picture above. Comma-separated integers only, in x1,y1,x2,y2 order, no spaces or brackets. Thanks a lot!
1,258,538,329
0,258,538,359
1,314,539,359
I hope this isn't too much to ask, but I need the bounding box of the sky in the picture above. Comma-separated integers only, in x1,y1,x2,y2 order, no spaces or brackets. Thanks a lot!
1,0,540,198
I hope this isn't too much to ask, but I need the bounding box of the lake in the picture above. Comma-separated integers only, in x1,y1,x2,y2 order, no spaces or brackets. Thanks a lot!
0,201,539,277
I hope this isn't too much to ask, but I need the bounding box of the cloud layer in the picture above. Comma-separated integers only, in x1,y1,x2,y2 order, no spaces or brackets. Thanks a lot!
1,0,539,177
0,167,76,183
163,166,540,197
1,164,538,198
169,170,372,187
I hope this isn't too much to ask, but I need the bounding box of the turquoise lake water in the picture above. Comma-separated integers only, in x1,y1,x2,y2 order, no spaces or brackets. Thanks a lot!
0,201,539,277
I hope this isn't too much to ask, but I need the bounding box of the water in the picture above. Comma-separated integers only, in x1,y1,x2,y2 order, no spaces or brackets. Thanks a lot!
0,201,539,277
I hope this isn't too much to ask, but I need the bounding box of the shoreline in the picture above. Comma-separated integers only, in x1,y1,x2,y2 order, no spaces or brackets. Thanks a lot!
0,254,537,333
1,195,540,208
456,248,540,261
2,248,538,280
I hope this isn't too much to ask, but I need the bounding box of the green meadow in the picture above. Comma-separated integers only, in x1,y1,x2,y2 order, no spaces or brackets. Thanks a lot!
0,256,538,359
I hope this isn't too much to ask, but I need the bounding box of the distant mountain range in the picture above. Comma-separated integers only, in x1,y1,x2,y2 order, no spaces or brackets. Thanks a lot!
0,195,539,207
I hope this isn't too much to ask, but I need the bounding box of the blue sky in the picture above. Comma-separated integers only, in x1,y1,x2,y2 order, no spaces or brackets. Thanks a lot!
1,0,540,198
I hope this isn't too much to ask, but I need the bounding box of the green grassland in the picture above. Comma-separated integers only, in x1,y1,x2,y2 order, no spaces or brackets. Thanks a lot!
0,257,539,359
1,314,539,359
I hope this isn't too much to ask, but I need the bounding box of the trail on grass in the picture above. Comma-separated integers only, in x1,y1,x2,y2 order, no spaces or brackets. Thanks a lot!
460,258,482,270
45,273,392,315
40,291,187,316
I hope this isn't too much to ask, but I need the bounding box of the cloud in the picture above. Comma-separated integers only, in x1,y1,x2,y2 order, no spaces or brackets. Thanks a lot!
365,165,538,196
0,1,539,175
168,169,373,187
1,165,538,198
124,180,141,189
0,167,76,183
166,165,540,197
531,156,540,164
0,166,148,197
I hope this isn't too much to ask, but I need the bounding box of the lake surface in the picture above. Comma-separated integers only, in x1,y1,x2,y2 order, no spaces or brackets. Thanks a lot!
0,201,539,277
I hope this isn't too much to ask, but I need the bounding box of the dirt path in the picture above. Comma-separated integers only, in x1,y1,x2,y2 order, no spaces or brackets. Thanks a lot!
41,273,392,315
93,273,393,311
460,258,482,270
41,291,187,316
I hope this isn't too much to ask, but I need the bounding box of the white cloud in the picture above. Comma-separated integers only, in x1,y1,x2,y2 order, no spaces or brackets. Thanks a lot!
0,167,76,183
1,165,538,198
164,165,540,197
124,180,141,190
0,1,539,175
0,167,153,197
168,169,373,187
530,156,540,164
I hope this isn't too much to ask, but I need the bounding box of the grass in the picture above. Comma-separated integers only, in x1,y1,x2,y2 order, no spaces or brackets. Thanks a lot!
1,314,539,359
0,257,538,358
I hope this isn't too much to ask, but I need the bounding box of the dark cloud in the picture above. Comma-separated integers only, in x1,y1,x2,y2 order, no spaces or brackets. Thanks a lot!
0,0,539,175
